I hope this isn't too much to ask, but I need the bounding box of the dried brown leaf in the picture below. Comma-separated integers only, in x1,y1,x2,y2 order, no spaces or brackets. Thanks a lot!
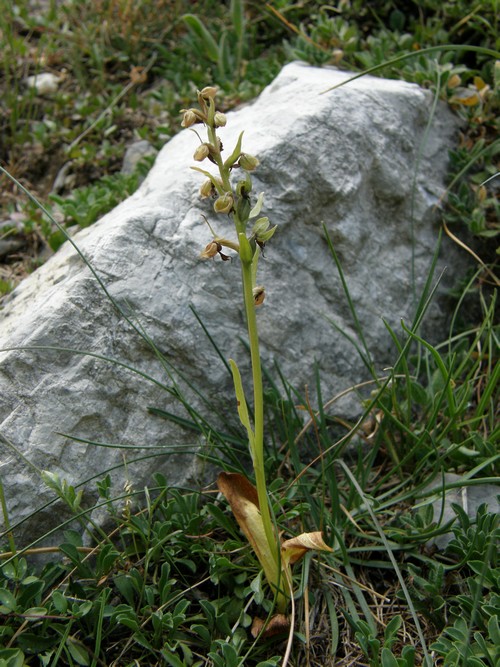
217,472,280,589
281,531,333,566
449,92,480,106
251,613,290,639
129,66,147,85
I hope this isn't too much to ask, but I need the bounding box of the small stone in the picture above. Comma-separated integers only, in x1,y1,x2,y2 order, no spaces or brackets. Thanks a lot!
25,72,60,95
0,218,27,259
121,140,158,176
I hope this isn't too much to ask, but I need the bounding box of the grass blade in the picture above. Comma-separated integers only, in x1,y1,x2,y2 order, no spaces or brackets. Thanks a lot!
182,14,219,63
338,459,433,666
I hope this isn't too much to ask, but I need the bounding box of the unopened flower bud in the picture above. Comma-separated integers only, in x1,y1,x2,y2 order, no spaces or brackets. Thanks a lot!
200,241,220,259
200,86,218,99
214,193,234,214
181,109,198,128
252,217,270,236
252,216,277,249
193,143,210,161
258,224,277,244
256,225,278,247
214,111,227,127
253,286,266,306
238,153,260,171
200,179,215,198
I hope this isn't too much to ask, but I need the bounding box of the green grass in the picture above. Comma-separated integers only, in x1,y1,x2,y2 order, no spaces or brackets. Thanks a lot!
0,0,499,665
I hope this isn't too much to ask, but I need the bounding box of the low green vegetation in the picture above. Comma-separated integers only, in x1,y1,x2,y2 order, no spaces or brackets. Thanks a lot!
0,302,498,664
0,1,498,665
1,0,498,261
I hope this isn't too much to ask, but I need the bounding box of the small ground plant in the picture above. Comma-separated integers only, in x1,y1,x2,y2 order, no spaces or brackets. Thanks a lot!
181,85,333,630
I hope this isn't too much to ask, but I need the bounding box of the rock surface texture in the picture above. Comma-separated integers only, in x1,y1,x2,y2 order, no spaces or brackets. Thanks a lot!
0,63,465,543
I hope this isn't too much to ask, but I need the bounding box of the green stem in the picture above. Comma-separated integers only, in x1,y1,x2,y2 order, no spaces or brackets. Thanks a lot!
238,223,289,611
207,125,231,192
240,259,280,565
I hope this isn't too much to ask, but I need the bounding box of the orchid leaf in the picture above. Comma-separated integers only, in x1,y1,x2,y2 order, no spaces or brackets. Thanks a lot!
249,192,265,219
216,472,288,606
190,167,223,194
223,131,244,170
251,245,260,288
190,166,214,179
182,14,219,63
229,359,255,457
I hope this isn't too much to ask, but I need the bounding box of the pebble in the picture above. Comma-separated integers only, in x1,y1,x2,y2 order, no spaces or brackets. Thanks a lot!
25,72,61,95
121,140,157,176
0,217,26,259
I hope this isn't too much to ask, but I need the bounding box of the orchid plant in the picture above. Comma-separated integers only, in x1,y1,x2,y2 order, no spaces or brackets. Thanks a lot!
181,87,332,628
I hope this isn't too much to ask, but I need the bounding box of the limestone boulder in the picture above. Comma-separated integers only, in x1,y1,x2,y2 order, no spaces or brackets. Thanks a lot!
0,62,465,545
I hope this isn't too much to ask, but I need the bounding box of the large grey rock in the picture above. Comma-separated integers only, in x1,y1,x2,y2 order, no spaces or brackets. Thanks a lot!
0,62,465,545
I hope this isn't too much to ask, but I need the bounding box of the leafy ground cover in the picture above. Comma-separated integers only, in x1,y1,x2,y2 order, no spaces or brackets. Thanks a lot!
0,1,499,665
